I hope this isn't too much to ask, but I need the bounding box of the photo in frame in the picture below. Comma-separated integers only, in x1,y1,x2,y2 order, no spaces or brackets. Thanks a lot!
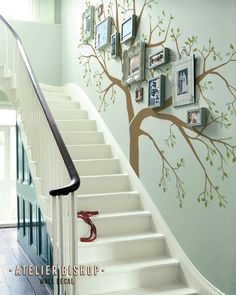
122,42,145,85
135,87,144,102
121,15,136,43
148,47,170,69
97,3,104,19
148,75,165,108
172,55,195,107
95,17,112,50
111,32,120,58
82,6,95,42
187,107,209,127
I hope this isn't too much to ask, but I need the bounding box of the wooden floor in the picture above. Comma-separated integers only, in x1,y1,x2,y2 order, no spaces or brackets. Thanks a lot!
0,228,50,295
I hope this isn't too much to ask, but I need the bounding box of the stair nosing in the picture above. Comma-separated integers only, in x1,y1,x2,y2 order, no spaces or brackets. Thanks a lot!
79,257,179,276
78,232,164,247
77,191,139,198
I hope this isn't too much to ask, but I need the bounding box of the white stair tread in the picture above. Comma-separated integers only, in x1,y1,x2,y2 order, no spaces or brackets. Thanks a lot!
82,257,179,274
92,284,197,295
77,191,139,199
90,210,151,220
78,232,164,247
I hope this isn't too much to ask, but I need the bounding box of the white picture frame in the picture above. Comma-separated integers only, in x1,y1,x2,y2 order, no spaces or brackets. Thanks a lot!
172,55,195,107
95,17,112,50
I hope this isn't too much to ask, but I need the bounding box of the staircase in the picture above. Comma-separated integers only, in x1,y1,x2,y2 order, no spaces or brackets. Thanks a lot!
0,15,224,295
41,83,197,295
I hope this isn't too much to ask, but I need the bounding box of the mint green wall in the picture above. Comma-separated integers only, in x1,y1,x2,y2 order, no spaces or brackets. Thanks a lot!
9,20,62,85
60,1,236,294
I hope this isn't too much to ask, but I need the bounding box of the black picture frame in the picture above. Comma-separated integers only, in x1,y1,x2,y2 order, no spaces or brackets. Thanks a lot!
148,75,165,108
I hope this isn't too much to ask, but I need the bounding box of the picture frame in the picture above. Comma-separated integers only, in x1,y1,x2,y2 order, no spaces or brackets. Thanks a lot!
172,54,195,107
148,75,165,108
122,42,145,85
121,15,136,43
97,3,104,19
95,17,112,50
148,47,170,69
111,32,120,58
187,107,209,127
82,6,95,42
135,87,144,102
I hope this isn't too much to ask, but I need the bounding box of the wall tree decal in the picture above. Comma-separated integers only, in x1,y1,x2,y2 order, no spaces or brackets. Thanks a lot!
78,0,236,208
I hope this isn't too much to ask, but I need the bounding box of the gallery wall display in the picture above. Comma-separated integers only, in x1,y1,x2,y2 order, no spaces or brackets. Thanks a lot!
121,15,136,43
95,17,112,50
172,54,195,107
187,107,209,127
111,32,120,58
82,6,95,42
148,75,165,108
122,42,145,85
148,47,170,69
135,87,144,102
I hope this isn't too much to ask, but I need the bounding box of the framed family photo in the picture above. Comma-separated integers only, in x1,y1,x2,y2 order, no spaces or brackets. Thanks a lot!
82,6,95,42
148,75,165,108
172,55,195,107
187,107,208,127
121,15,136,43
95,17,112,50
135,87,144,102
122,42,145,85
148,47,170,69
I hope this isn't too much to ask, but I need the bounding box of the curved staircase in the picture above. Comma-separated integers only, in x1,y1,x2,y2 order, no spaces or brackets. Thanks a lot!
41,83,197,295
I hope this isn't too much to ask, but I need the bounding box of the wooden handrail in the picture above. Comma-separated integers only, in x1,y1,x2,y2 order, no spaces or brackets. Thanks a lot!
0,15,80,196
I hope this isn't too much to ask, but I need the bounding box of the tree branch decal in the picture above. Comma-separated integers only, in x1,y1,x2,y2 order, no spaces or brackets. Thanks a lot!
78,1,236,208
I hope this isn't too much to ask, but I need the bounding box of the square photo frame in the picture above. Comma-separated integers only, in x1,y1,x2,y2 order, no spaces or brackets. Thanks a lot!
148,47,170,69
121,15,136,43
187,107,209,127
82,6,95,42
172,55,195,107
111,32,120,58
148,75,165,108
122,42,145,85
95,17,112,50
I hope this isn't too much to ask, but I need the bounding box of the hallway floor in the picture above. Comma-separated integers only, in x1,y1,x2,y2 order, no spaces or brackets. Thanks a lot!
0,228,50,295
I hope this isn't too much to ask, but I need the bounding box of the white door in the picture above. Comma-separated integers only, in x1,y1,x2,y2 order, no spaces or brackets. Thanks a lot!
0,125,16,224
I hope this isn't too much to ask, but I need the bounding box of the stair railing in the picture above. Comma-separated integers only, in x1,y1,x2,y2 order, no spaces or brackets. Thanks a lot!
0,15,79,295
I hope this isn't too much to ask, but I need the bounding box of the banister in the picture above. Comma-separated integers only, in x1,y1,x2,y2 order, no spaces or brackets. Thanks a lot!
0,15,80,196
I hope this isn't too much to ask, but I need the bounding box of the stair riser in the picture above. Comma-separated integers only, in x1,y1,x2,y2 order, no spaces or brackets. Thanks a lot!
67,145,112,160
74,159,121,176
78,238,165,264
62,132,104,145
56,120,97,132
78,214,152,238
78,175,130,194
78,265,179,294
77,194,141,214
48,100,80,109
53,110,88,120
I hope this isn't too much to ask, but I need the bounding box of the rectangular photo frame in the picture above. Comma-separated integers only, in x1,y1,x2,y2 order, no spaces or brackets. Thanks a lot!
187,107,209,127
148,47,170,69
122,42,145,85
95,17,112,50
111,32,120,58
82,6,95,42
135,87,144,102
148,75,165,108
172,55,195,107
121,15,136,43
